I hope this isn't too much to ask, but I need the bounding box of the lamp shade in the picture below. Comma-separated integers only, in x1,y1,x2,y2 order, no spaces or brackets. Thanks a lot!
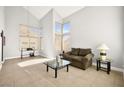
97,44,109,50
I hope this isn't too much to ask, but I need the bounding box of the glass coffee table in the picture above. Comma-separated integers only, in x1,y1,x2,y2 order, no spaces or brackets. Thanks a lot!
44,59,71,78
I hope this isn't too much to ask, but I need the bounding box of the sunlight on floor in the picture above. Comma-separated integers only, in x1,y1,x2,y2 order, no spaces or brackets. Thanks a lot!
17,58,55,67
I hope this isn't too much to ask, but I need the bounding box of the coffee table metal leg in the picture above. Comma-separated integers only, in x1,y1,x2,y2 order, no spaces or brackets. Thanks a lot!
55,68,57,78
67,65,69,72
47,65,49,72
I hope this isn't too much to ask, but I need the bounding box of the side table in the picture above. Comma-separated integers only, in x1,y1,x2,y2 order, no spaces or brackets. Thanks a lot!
96,58,111,74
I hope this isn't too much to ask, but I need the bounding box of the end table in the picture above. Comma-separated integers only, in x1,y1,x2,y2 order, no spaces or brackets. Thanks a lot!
96,58,111,74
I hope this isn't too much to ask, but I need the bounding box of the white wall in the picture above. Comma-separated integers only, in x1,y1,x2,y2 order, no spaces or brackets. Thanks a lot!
0,7,5,32
4,6,40,59
40,9,62,58
123,7,124,78
0,7,5,62
64,6,123,69
40,10,55,58
0,6,5,70
53,9,63,55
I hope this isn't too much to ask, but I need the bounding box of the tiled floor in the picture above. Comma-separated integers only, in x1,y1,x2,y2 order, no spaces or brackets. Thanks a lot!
0,57,124,87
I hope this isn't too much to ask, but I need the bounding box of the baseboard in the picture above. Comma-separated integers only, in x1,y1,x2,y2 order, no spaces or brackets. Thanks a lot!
5,56,20,60
111,66,123,72
5,54,44,60
92,63,123,72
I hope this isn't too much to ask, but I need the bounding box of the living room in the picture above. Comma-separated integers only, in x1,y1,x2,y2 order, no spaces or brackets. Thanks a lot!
0,6,124,87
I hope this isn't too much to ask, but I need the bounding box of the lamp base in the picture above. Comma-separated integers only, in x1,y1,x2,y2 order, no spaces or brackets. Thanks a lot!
100,51,107,61
100,56,107,61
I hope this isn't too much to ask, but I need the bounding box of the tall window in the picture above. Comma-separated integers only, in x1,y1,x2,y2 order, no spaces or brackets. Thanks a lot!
55,23,62,51
55,22,70,52
63,23,70,34
63,23,71,52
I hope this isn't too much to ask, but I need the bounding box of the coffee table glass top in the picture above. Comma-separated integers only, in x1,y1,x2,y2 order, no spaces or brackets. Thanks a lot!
44,59,71,69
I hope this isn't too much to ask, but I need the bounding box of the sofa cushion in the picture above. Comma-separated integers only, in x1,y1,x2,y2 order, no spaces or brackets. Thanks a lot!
79,48,91,56
70,55,83,61
71,48,80,56
69,55,87,62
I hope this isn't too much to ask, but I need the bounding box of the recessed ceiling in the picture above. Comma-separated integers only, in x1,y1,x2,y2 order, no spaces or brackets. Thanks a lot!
23,6,84,20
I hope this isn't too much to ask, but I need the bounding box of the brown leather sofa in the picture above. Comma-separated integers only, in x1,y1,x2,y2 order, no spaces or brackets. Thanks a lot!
62,48,94,70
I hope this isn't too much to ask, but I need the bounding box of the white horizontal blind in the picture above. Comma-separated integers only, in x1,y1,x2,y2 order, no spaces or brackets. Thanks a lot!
19,24,42,50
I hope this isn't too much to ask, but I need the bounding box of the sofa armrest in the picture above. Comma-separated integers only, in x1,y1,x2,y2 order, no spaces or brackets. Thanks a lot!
81,57,88,62
62,51,71,58
84,54,93,61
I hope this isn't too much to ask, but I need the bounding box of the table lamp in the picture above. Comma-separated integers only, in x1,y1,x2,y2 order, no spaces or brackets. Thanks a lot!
97,44,109,61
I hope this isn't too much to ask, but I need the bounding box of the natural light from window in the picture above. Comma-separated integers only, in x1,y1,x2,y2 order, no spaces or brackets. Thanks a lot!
17,58,55,67
55,22,70,52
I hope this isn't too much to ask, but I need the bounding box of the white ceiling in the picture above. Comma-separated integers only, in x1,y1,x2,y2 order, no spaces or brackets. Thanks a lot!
23,6,84,20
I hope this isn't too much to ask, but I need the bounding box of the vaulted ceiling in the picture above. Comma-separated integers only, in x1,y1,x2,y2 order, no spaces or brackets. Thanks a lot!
23,6,84,20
